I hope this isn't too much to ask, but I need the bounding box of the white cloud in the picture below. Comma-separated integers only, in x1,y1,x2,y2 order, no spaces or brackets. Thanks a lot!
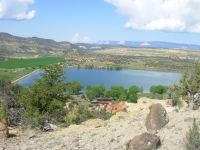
0,0,36,20
72,33,80,43
118,40,125,45
104,0,200,33
82,36,91,43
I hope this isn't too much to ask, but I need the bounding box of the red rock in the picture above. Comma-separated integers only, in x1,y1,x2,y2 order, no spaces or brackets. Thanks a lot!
106,102,127,114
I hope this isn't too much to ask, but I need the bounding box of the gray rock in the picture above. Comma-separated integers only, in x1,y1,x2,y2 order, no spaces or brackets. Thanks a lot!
129,132,161,150
145,104,169,134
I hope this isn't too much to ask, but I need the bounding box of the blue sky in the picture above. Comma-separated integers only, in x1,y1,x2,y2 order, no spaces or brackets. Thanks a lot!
0,0,200,45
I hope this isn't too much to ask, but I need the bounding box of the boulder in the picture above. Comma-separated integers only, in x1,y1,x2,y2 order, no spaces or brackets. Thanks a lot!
0,118,8,140
145,103,168,134
128,132,161,150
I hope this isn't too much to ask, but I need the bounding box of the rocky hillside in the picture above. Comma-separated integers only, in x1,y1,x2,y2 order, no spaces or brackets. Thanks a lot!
0,97,198,150
0,32,75,55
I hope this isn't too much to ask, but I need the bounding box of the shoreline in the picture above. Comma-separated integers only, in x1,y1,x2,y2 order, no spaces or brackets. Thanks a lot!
11,69,40,84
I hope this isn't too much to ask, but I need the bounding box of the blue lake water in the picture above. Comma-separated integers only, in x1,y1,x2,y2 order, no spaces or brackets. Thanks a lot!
17,68,182,92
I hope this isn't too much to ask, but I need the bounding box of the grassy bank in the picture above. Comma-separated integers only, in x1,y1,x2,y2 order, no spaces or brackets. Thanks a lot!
0,69,36,81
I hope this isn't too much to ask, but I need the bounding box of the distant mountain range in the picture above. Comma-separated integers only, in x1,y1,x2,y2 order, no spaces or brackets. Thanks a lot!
0,32,76,55
0,32,73,49
0,32,200,56
95,41,200,50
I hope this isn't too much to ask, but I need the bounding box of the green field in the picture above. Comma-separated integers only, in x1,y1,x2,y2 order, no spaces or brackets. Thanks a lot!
0,57,66,69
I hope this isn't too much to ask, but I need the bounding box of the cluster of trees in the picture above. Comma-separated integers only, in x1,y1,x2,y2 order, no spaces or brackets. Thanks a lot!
150,85,168,94
86,84,143,103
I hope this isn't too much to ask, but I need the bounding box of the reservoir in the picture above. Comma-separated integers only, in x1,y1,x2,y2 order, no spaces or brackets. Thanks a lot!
17,68,182,92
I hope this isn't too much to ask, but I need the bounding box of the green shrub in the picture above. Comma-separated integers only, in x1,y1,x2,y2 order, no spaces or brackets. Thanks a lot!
110,138,115,143
125,139,131,150
68,101,79,110
128,86,143,103
193,105,200,110
128,93,138,103
171,94,181,107
150,85,168,94
116,94,127,102
65,105,94,126
164,82,181,99
0,101,8,120
49,108,67,123
139,93,163,100
86,84,106,101
92,109,112,120
185,118,200,150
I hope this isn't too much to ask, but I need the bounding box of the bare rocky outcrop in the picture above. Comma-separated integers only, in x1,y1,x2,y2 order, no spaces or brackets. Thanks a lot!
0,118,8,140
128,132,161,150
145,103,169,134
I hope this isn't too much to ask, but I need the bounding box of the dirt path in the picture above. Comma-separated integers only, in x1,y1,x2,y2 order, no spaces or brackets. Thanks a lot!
11,69,40,84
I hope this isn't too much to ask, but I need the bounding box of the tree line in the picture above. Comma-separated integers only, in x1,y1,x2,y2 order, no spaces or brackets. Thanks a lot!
86,84,143,103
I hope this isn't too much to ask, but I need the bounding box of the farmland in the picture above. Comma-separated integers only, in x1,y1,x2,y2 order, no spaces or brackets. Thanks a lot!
0,57,66,69
0,57,67,81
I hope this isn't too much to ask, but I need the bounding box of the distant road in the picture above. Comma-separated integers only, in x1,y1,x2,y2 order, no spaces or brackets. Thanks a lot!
11,69,40,84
